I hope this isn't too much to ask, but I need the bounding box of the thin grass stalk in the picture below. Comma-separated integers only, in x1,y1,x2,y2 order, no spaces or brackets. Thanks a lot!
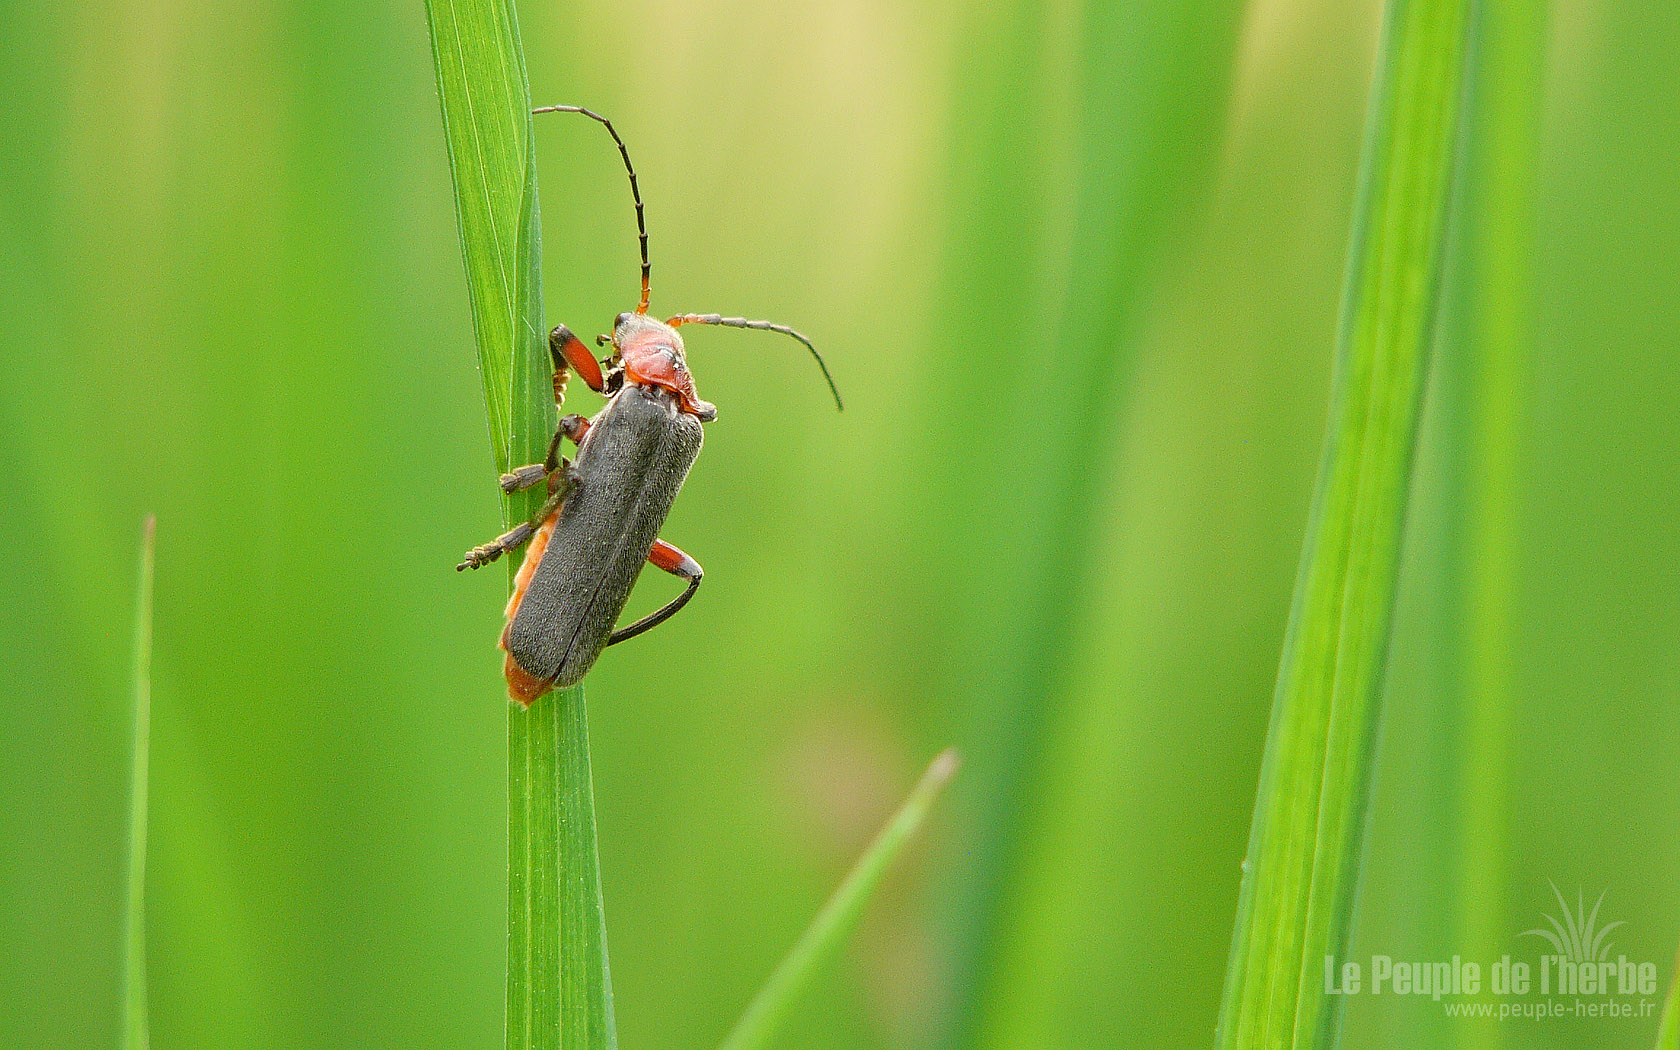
423,3,616,1047
1213,0,1474,1046
718,750,958,1050
1657,942,1680,1050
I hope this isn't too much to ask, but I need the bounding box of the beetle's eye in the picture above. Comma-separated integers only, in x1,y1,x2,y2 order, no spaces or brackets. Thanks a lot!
615,312,633,329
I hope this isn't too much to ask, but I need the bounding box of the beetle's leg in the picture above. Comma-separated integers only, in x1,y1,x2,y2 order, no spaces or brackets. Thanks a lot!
500,415,592,493
556,414,591,451
551,324,607,394
499,326,597,490
458,468,580,571
607,540,703,645
499,463,551,494
458,521,539,572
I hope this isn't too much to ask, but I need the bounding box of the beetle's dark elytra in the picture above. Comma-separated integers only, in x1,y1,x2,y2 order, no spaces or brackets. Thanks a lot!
503,382,703,692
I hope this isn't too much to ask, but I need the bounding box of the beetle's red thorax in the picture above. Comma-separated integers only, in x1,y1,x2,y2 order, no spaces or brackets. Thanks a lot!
616,317,717,421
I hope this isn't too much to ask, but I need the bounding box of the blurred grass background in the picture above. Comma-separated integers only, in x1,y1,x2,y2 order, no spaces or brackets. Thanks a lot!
3,0,1679,1048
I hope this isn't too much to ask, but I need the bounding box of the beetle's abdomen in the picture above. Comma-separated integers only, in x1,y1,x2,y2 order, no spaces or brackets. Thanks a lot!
502,384,704,701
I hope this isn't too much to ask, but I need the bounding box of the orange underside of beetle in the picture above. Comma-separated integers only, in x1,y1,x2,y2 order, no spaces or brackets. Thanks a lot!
499,508,560,706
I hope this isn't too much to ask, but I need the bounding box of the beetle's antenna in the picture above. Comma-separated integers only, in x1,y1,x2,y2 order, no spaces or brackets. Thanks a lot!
666,314,843,411
532,105,652,314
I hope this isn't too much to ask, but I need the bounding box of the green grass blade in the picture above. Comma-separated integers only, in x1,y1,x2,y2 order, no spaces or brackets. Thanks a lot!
423,5,615,1050
508,680,617,1050
123,514,156,1050
717,749,959,1050
1214,0,1473,1047
424,0,548,472
1657,942,1680,1050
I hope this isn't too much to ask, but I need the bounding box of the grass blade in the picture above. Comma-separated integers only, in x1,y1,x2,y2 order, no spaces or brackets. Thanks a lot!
424,0,549,473
1213,0,1473,1047
717,749,960,1050
123,514,156,1050
423,5,615,1049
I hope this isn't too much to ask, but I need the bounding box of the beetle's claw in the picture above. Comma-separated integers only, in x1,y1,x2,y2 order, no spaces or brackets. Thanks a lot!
457,544,502,571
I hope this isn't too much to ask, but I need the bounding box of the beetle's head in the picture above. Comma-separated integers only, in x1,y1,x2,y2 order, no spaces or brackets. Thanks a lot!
609,311,682,359
608,312,716,421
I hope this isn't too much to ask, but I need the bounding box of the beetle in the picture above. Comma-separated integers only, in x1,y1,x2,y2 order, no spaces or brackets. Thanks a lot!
457,105,842,705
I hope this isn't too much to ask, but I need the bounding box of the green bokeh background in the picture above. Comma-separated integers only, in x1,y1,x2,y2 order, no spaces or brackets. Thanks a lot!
3,0,1677,1048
